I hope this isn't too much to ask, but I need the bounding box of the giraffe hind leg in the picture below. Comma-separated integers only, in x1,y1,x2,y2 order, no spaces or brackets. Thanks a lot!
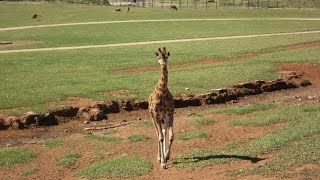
152,120,161,163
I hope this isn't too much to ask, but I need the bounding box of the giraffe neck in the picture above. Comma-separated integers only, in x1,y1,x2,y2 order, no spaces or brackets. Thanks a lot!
157,64,168,92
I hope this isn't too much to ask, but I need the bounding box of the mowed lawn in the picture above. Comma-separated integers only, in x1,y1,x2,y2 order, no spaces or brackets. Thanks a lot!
0,3,320,114
0,3,320,180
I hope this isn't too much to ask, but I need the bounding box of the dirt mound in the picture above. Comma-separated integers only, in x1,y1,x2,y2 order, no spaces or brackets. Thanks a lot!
0,71,311,131
279,63,320,87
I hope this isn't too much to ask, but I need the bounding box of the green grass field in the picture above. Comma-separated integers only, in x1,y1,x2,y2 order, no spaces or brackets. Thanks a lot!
1,3,320,28
0,3,319,116
0,148,37,166
174,103,320,176
0,3,319,179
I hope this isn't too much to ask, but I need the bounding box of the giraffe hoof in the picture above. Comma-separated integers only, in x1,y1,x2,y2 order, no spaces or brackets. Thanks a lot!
161,164,166,169
166,156,170,161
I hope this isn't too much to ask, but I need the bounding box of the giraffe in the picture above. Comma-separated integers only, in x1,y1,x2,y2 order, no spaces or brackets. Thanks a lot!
148,47,174,169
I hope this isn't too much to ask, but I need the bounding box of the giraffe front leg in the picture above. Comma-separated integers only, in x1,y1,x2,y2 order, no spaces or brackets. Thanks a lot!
166,125,174,161
155,122,166,169
162,128,167,166
151,113,161,164
153,122,161,163
157,138,161,163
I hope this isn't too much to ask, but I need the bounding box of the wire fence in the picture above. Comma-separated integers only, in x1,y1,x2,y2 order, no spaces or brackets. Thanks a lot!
3,0,319,9
108,0,320,9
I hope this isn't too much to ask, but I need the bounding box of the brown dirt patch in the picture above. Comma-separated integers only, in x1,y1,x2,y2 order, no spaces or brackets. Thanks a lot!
102,89,132,97
0,40,43,49
282,41,320,50
279,63,320,87
114,41,320,75
49,97,96,108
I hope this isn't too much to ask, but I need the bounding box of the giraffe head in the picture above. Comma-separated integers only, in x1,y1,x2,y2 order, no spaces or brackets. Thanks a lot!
155,47,171,66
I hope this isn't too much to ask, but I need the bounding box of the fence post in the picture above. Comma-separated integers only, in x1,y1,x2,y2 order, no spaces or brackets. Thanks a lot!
247,0,249,9
216,0,218,9
257,0,260,9
206,0,208,10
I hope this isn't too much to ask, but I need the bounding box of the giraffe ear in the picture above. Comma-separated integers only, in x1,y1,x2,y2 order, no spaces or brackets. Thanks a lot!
167,52,171,56
155,52,159,57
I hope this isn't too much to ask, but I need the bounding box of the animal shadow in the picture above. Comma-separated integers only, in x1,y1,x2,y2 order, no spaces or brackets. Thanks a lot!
174,154,266,165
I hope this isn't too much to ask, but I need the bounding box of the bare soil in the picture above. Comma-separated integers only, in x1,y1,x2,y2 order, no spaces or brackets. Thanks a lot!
0,41,319,179
114,41,320,75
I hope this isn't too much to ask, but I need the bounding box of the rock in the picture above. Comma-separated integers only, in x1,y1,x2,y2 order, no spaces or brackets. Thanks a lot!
6,144,12,147
77,107,106,121
300,80,311,87
37,113,58,126
105,101,120,113
118,100,133,111
131,99,148,110
83,121,90,124
185,88,189,91
20,111,38,125
138,100,149,109
5,116,24,129
50,106,79,118
0,119,9,130
91,102,107,111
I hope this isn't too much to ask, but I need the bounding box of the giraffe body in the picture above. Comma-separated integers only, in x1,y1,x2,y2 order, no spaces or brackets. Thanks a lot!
148,47,174,169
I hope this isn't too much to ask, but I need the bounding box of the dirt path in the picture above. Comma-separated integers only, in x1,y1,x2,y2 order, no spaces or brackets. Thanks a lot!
1,30,320,54
1,18,319,32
